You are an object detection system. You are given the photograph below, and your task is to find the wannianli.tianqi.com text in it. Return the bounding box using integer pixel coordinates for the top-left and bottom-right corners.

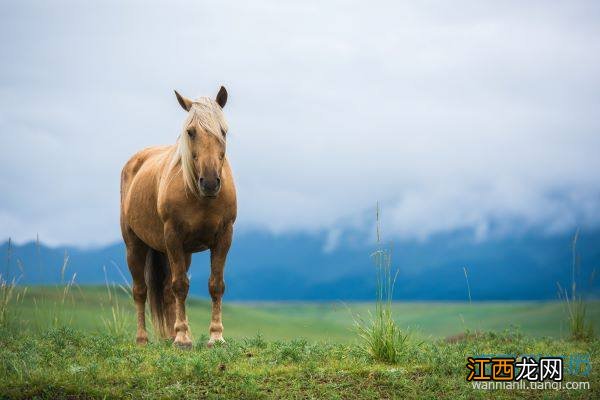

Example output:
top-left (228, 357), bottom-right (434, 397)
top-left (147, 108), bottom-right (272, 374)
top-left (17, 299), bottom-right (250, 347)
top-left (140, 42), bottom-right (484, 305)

top-left (471, 381), bottom-right (591, 390)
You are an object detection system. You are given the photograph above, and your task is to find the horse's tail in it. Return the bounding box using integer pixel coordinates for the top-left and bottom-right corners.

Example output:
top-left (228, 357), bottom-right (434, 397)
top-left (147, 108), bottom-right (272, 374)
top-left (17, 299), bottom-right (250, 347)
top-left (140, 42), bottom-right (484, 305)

top-left (145, 249), bottom-right (172, 339)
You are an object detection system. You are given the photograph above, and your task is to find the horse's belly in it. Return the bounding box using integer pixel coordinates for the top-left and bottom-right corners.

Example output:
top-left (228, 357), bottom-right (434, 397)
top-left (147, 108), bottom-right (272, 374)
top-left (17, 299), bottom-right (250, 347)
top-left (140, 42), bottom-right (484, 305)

top-left (129, 216), bottom-right (166, 252)
top-left (186, 243), bottom-right (210, 253)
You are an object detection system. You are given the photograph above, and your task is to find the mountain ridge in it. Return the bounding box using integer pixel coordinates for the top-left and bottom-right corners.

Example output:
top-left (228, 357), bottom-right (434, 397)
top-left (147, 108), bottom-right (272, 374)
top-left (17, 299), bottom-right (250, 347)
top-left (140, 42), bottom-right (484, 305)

top-left (1, 229), bottom-right (599, 301)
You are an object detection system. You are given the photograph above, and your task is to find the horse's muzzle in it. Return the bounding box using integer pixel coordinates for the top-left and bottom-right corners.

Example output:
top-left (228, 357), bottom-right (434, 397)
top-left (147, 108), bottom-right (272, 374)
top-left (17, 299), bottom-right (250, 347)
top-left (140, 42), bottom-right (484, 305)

top-left (199, 177), bottom-right (221, 197)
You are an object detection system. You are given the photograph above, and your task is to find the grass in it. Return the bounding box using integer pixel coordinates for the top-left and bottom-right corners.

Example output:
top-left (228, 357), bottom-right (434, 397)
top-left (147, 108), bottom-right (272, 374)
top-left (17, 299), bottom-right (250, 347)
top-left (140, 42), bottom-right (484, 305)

top-left (1, 325), bottom-right (598, 399)
top-left (5, 324), bottom-right (600, 399)
top-left (0, 286), bottom-right (599, 398)
top-left (558, 229), bottom-right (595, 341)
top-left (355, 204), bottom-right (411, 363)
top-left (6, 286), bottom-right (600, 341)
top-left (100, 265), bottom-right (132, 337)
top-left (0, 274), bottom-right (26, 329)
top-left (2, 224), bottom-right (599, 399)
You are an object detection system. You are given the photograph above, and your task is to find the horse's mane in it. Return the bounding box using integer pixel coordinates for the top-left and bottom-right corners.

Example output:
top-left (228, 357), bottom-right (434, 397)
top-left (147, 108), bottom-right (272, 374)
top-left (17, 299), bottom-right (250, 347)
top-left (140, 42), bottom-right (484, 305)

top-left (169, 97), bottom-right (228, 196)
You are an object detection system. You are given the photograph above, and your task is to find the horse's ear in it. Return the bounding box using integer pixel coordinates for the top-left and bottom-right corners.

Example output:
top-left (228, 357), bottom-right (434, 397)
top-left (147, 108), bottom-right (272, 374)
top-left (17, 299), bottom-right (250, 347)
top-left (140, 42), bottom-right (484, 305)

top-left (174, 90), bottom-right (193, 112)
top-left (216, 86), bottom-right (228, 108)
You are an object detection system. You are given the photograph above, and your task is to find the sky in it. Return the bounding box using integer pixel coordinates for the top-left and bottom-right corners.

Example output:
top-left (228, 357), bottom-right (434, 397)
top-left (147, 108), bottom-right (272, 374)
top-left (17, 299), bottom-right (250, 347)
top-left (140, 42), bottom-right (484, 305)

top-left (0, 0), bottom-right (599, 247)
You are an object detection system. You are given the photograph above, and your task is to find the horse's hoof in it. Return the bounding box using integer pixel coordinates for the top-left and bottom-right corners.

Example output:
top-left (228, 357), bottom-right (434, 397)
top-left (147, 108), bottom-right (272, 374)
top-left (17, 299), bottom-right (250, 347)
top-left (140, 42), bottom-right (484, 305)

top-left (136, 336), bottom-right (148, 346)
top-left (207, 338), bottom-right (226, 348)
top-left (174, 340), bottom-right (193, 350)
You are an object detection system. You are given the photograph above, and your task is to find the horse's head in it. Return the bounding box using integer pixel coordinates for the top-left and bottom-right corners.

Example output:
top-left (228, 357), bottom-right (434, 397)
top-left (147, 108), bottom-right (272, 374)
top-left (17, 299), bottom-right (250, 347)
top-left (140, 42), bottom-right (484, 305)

top-left (174, 86), bottom-right (228, 198)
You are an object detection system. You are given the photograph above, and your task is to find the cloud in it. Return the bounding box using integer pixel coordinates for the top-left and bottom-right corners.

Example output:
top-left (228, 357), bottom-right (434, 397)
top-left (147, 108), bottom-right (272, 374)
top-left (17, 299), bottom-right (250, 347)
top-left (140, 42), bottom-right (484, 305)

top-left (1, 0), bottom-right (599, 246)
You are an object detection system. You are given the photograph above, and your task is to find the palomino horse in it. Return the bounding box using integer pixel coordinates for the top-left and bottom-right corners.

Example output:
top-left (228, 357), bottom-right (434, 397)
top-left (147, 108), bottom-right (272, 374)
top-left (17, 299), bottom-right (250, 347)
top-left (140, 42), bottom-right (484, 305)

top-left (120, 86), bottom-right (236, 348)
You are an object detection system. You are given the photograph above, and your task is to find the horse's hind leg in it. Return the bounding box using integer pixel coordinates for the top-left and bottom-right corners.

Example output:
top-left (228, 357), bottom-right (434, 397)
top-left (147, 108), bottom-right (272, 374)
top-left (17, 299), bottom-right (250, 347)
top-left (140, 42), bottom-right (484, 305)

top-left (123, 230), bottom-right (150, 345)
top-left (161, 253), bottom-right (179, 341)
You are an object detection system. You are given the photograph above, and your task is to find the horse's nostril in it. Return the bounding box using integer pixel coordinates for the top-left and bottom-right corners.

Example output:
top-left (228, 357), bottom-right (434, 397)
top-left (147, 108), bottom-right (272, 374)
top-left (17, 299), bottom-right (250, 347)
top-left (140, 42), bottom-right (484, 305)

top-left (216, 178), bottom-right (221, 186)
top-left (199, 177), bottom-right (204, 184)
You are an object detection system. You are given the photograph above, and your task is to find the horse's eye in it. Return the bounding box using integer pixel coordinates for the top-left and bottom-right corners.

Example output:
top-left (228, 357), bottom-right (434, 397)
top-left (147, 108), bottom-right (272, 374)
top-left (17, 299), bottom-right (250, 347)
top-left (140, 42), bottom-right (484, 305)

top-left (219, 153), bottom-right (224, 161)
top-left (192, 153), bottom-right (197, 160)
top-left (187, 128), bottom-right (196, 138)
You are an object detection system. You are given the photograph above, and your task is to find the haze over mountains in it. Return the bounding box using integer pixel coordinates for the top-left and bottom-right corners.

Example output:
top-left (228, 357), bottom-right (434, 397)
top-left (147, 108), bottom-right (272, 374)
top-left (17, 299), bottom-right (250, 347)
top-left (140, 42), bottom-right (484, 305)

top-left (2, 229), bottom-right (598, 301)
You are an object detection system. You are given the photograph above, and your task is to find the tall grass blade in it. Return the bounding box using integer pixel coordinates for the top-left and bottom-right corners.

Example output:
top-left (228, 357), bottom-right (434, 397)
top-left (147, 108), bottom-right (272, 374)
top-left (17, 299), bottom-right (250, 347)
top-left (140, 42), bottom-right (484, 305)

top-left (354, 203), bottom-right (410, 364)
top-left (557, 229), bottom-right (593, 341)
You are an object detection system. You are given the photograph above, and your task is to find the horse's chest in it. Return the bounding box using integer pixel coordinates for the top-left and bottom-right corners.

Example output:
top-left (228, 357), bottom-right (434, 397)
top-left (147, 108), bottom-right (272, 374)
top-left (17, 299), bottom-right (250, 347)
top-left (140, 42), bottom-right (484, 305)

top-left (181, 213), bottom-right (223, 252)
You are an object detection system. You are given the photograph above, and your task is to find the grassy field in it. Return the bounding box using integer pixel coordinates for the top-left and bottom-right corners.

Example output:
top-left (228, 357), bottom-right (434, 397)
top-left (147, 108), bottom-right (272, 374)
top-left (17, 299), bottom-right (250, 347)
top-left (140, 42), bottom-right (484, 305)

top-left (10, 286), bottom-right (600, 341)
top-left (1, 286), bottom-right (598, 398)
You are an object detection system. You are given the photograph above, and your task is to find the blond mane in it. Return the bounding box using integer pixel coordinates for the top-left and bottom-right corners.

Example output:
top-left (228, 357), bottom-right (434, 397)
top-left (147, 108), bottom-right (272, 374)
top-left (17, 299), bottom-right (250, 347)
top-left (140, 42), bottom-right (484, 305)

top-left (170, 97), bottom-right (228, 196)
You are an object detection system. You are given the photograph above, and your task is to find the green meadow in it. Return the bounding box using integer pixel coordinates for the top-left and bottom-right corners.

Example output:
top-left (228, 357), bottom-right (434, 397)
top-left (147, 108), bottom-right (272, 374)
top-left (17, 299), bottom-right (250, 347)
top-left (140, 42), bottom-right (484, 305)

top-left (11, 286), bottom-right (600, 341)
top-left (1, 286), bottom-right (598, 399)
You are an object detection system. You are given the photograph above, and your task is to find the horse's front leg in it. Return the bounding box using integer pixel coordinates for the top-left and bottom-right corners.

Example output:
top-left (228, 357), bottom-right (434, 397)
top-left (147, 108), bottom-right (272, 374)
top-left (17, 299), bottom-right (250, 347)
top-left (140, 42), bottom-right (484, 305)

top-left (207, 223), bottom-right (233, 347)
top-left (164, 221), bottom-right (192, 349)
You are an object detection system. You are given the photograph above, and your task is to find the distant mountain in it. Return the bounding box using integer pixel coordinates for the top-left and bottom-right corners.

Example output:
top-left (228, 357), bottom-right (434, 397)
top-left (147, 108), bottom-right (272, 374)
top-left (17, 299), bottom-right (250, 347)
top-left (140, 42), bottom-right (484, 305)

top-left (1, 229), bottom-right (599, 301)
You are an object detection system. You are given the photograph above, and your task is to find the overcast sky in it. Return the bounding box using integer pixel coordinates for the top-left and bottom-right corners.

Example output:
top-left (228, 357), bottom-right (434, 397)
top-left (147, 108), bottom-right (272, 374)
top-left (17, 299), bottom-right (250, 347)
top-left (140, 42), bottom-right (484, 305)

top-left (1, 0), bottom-right (599, 247)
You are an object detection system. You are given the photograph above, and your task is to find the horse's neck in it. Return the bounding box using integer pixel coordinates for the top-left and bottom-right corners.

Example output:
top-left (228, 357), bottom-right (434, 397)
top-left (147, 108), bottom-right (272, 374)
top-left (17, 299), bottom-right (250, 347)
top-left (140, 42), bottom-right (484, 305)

top-left (155, 145), bottom-right (181, 183)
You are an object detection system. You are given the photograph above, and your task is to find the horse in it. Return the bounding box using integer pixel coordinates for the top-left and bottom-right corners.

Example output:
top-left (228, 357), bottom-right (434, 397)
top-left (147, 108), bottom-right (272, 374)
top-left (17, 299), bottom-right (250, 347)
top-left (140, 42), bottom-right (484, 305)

top-left (120, 86), bottom-right (236, 348)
